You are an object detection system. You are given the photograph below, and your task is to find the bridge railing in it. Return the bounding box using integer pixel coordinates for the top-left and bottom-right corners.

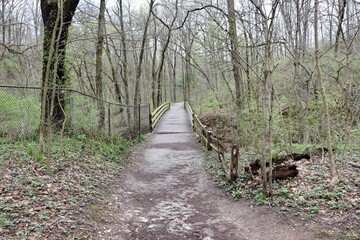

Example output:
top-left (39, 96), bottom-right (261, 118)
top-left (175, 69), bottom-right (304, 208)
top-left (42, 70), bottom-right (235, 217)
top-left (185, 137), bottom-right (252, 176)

top-left (150, 102), bottom-right (171, 130)
top-left (185, 102), bottom-right (239, 182)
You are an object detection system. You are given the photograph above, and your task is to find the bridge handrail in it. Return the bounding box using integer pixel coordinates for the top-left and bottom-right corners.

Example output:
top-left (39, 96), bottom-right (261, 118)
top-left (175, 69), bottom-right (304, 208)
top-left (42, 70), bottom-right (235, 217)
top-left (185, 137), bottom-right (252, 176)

top-left (151, 102), bottom-right (171, 130)
top-left (184, 101), bottom-right (239, 182)
top-left (184, 102), bottom-right (194, 127)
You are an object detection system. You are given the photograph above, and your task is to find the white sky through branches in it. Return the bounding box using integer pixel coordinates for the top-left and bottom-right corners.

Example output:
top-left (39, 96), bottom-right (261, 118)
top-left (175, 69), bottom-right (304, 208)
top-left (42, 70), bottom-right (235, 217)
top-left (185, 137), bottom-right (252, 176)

top-left (106, 0), bottom-right (148, 9)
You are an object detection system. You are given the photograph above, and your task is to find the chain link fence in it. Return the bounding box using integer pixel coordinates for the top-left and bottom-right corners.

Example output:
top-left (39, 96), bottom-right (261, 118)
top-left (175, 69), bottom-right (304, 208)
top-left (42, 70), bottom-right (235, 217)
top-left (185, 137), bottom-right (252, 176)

top-left (0, 85), bottom-right (151, 138)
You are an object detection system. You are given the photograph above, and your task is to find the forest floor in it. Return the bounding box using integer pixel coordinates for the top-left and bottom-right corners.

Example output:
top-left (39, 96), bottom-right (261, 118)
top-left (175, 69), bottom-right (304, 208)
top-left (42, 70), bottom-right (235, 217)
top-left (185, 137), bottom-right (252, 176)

top-left (0, 134), bottom-right (139, 239)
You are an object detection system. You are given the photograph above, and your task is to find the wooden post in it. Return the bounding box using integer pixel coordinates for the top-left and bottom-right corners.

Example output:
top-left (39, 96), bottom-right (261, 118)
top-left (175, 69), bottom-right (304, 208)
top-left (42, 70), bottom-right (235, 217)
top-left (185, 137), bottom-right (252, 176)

top-left (217, 139), bottom-right (229, 180)
top-left (201, 129), bottom-right (206, 146)
top-left (192, 112), bottom-right (195, 131)
top-left (230, 144), bottom-right (239, 182)
top-left (206, 131), bottom-right (212, 151)
top-left (217, 139), bottom-right (223, 163)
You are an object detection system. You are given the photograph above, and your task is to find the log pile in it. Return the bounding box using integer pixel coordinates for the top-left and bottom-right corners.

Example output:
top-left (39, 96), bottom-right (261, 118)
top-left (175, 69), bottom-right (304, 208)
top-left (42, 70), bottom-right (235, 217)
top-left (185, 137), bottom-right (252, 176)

top-left (245, 153), bottom-right (310, 180)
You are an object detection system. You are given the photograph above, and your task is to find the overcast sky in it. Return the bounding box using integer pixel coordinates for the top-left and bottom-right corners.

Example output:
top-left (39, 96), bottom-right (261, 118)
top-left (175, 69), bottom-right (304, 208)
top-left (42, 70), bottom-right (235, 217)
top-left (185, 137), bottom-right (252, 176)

top-left (106, 0), bottom-right (149, 9)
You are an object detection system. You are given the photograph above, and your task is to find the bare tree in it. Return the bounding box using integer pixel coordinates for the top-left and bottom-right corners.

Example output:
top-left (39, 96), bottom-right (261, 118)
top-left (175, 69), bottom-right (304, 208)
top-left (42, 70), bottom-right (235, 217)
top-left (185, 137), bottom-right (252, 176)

top-left (134, 0), bottom-right (155, 118)
top-left (151, 0), bottom-right (179, 107)
top-left (227, 0), bottom-right (244, 109)
top-left (335, 0), bottom-right (347, 55)
top-left (95, 0), bottom-right (106, 129)
top-left (249, 0), bottom-right (280, 195)
top-left (314, 0), bottom-right (339, 184)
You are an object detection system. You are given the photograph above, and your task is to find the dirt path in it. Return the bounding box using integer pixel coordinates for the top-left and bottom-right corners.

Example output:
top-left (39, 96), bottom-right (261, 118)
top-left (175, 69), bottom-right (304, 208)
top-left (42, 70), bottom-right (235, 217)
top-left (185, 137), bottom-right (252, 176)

top-left (96, 103), bottom-right (318, 240)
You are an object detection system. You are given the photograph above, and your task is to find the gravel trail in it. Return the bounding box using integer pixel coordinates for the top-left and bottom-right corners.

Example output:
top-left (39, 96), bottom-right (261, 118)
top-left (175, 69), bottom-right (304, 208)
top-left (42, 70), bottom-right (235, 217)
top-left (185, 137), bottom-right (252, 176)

top-left (97, 103), bottom-right (317, 240)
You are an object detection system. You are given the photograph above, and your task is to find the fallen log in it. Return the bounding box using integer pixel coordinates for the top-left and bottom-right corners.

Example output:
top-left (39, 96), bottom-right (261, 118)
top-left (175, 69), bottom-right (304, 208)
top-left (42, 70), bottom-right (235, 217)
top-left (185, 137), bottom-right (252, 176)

top-left (309, 147), bottom-right (330, 156)
top-left (273, 153), bottom-right (310, 165)
top-left (244, 159), bottom-right (262, 175)
top-left (245, 153), bottom-right (309, 175)
top-left (286, 153), bottom-right (310, 161)
top-left (254, 164), bottom-right (299, 181)
top-left (272, 164), bottom-right (299, 180)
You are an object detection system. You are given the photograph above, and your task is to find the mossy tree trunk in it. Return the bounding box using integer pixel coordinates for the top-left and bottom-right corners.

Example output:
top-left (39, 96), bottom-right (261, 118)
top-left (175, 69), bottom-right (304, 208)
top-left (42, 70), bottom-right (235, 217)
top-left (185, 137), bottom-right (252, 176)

top-left (40, 0), bottom-right (79, 129)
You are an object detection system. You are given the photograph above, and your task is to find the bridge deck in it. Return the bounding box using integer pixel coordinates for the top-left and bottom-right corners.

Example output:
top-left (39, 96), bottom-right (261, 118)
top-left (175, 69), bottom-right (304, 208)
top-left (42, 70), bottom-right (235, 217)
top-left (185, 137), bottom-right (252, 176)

top-left (153, 102), bottom-right (192, 134)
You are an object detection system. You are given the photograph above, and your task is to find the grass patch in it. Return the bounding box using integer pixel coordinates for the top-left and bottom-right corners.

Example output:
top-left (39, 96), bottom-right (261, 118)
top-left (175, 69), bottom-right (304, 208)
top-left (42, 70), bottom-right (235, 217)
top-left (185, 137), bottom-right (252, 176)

top-left (316, 229), bottom-right (359, 240)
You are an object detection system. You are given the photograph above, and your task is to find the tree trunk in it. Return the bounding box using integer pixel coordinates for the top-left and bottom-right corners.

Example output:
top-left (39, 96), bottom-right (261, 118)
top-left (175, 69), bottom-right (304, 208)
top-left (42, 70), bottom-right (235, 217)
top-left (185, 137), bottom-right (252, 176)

top-left (156, 32), bottom-right (172, 107)
top-left (152, 0), bottom-right (178, 107)
top-left (104, 34), bottom-right (123, 105)
top-left (172, 48), bottom-right (177, 102)
top-left (134, 0), bottom-right (154, 107)
top-left (40, 0), bottom-right (79, 129)
top-left (334, 0), bottom-right (347, 55)
top-left (227, 0), bottom-right (244, 109)
top-left (184, 45), bottom-right (192, 102)
top-left (96, 0), bottom-right (106, 130)
top-left (118, 0), bottom-right (131, 127)
top-left (2, 0), bottom-right (5, 44)
top-left (151, 17), bottom-right (158, 108)
top-left (314, 0), bottom-right (339, 182)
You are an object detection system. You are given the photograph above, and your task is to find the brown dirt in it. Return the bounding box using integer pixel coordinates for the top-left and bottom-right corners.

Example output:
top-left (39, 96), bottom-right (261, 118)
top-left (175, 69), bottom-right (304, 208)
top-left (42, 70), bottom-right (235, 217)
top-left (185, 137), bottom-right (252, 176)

top-left (93, 103), bottom-right (319, 240)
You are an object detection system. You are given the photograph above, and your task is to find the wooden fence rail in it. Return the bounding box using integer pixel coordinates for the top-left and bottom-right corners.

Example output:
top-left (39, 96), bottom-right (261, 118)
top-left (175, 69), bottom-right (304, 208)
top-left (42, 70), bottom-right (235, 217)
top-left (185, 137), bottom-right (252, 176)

top-left (184, 102), bottom-right (239, 182)
top-left (150, 102), bottom-right (171, 130)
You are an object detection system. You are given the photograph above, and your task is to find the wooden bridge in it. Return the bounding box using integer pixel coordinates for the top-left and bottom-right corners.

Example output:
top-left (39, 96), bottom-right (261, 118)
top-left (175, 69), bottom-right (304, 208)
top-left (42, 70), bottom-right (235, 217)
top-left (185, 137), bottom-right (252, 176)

top-left (152, 102), bottom-right (239, 183)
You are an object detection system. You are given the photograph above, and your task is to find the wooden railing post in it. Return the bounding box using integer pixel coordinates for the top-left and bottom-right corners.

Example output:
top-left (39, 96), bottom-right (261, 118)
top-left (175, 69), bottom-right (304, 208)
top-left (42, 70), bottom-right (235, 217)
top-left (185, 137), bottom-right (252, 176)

top-left (206, 131), bottom-right (212, 151)
top-left (218, 139), bottom-right (223, 163)
top-left (201, 129), bottom-right (206, 146)
top-left (230, 144), bottom-right (239, 182)
top-left (192, 112), bottom-right (195, 131)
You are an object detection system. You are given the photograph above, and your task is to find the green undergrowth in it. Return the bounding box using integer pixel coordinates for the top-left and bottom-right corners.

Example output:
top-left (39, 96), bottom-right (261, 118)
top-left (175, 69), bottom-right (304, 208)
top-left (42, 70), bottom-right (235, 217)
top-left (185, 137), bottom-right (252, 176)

top-left (0, 133), bottom-right (142, 239)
